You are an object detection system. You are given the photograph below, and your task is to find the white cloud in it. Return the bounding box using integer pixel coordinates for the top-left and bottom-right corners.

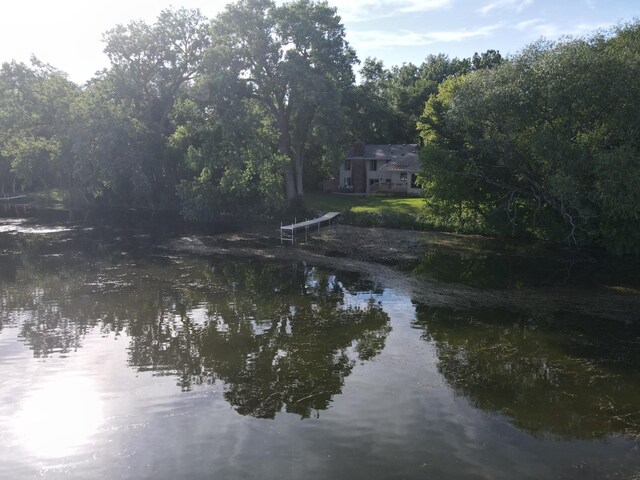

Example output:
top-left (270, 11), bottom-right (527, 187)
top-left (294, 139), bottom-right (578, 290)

top-left (570, 21), bottom-right (615, 35)
top-left (348, 24), bottom-right (503, 49)
top-left (428, 24), bottom-right (503, 42)
top-left (514, 18), bottom-right (614, 40)
top-left (515, 18), bottom-right (561, 37)
top-left (348, 30), bottom-right (432, 48)
top-left (479, 0), bottom-right (533, 16)
top-left (328, 0), bottom-right (453, 22)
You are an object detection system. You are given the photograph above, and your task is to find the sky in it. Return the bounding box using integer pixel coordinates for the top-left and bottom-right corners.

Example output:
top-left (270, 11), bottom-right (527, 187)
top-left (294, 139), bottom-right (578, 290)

top-left (0, 0), bottom-right (637, 84)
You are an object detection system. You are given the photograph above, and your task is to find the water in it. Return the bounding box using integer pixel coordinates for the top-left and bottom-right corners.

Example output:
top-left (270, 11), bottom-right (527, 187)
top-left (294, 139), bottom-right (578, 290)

top-left (0, 215), bottom-right (639, 479)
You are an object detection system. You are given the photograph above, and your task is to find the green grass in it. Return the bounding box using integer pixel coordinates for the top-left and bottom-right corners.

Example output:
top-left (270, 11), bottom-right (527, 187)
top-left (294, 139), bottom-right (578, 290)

top-left (304, 192), bottom-right (423, 216)
top-left (26, 188), bottom-right (68, 208)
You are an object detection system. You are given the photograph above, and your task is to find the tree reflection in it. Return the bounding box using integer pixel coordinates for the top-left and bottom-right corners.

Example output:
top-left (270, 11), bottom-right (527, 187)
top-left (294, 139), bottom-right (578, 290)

top-left (4, 252), bottom-right (390, 419)
top-left (127, 262), bottom-right (391, 418)
top-left (415, 247), bottom-right (640, 290)
top-left (414, 304), bottom-right (640, 440)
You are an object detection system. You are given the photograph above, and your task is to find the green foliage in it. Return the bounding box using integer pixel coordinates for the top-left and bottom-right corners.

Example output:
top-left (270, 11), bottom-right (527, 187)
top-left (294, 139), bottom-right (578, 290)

top-left (205, 0), bottom-right (357, 201)
top-left (592, 145), bottom-right (640, 253)
top-left (84, 7), bottom-right (210, 208)
top-left (349, 51), bottom-right (501, 144)
top-left (303, 193), bottom-right (425, 230)
top-left (304, 192), bottom-right (423, 215)
top-left (340, 209), bottom-right (425, 230)
top-left (174, 96), bottom-right (287, 220)
top-left (1, 2), bottom-right (638, 252)
top-left (418, 22), bottom-right (640, 253)
top-left (0, 59), bottom-right (78, 195)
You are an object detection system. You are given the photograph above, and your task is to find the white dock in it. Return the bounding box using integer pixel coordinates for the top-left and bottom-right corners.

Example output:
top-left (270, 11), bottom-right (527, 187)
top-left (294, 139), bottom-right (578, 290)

top-left (280, 212), bottom-right (340, 245)
top-left (0, 195), bottom-right (27, 202)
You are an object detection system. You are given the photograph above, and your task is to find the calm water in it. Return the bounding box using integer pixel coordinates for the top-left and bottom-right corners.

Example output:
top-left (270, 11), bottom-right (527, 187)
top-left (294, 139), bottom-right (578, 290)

top-left (0, 215), bottom-right (639, 479)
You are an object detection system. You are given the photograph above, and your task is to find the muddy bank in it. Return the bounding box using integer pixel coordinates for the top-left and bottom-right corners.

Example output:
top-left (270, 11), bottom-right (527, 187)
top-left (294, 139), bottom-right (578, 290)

top-left (165, 224), bottom-right (640, 323)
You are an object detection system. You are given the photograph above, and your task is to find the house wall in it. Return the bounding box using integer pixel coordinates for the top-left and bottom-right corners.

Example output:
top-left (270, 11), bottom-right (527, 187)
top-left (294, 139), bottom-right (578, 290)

top-left (338, 160), bottom-right (353, 190)
top-left (321, 177), bottom-right (339, 192)
top-left (371, 170), bottom-right (409, 194)
top-left (339, 159), bottom-right (422, 195)
top-left (352, 159), bottom-right (367, 193)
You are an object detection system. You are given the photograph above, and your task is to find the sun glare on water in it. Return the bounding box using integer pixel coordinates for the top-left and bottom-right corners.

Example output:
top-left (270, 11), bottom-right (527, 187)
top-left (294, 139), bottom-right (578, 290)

top-left (13, 375), bottom-right (104, 459)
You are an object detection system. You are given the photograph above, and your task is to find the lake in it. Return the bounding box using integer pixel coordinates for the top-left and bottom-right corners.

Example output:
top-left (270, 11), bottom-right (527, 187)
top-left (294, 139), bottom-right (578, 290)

top-left (0, 213), bottom-right (639, 479)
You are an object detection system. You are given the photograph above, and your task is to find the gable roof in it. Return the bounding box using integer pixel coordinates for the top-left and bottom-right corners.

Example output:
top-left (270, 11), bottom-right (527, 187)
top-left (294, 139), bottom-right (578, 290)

top-left (346, 144), bottom-right (420, 172)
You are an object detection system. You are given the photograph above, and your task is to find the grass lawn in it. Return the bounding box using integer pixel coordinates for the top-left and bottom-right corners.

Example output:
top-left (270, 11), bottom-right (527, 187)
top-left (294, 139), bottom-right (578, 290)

top-left (28, 188), bottom-right (65, 203)
top-left (304, 192), bottom-right (423, 216)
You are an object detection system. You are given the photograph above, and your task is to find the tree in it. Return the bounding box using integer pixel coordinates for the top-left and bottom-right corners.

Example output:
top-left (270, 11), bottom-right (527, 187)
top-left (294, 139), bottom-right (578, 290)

top-left (103, 7), bottom-right (210, 137)
top-left (471, 49), bottom-right (503, 70)
top-left (78, 7), bottom-right (210, 208)
top-left (0, 59), bottom-right (78, 195)
top-left (346, 58), bottom-right (400, 144)
top-left (174, 94), bottom-right (288, 220)
top-left (348, 52), bottom-right (484, 145)
top-left (204, 0), bottom-right (357, 202)
top-left (418, 23), bottom-right (640, 253)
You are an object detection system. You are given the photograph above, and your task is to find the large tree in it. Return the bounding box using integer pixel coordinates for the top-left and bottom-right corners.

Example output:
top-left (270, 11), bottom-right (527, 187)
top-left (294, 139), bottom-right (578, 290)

top-left (75, 7), bottom-right (210, 208)
top-left (0, 59), bottom-right (78, 195)
top-left (204, 0), bottom-right (357, 201)
top-left (349, 52), bottom-right (499, 145)
top-left (418, 23), bottom-right (640, 253)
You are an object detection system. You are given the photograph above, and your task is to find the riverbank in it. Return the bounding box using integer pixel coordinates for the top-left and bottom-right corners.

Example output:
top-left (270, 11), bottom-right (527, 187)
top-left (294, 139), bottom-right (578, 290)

top-left (166, 223), bottom-right (640, 323)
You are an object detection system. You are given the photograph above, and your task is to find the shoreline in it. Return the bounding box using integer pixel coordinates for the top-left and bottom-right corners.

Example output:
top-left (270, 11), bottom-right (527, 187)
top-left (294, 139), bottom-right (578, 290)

top-left (165, 224), bottom-right (640, 323)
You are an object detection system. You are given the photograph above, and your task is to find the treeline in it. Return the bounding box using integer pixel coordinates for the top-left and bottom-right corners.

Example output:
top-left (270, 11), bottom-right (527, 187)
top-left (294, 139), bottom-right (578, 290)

top-left (418, 22), bottom-right (640, 253)
top-left (0, 0), bottom-right (501, 217)
top-left (0, 0), bottom-right (639, 253)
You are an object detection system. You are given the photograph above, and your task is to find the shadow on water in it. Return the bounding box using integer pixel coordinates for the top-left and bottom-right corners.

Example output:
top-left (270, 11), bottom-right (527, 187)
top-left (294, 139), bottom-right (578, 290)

top-left (0, 242), bottom-right (391, 419)
top-left (412, 303), bottom-right (640, 440)
top-left (414, 241), bottom-right (640, 290)
top-left (1, 212), bottom-right (639, 439)
top-left (125, 261), bottom-right (391, 419)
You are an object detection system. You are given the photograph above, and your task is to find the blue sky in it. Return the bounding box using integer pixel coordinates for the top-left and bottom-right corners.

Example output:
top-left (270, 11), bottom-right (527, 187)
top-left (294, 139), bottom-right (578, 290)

top-left (341, 0), bottom-right (638, 68)
top-left (0, 0), bottom-right (637, 83)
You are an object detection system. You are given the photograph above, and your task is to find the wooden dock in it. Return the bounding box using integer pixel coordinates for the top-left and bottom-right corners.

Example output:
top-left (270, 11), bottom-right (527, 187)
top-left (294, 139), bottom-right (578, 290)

top-left (280, 212), bottom-right (340, 245)
top-left (0, 195), bottom-right (27, 202)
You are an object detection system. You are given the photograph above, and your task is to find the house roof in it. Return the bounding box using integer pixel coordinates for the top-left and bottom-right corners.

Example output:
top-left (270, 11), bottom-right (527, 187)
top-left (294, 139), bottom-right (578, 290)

top-left (379, 161), bottom-right (417, 172)
top-left (347, 144), bottom-right (420, 172)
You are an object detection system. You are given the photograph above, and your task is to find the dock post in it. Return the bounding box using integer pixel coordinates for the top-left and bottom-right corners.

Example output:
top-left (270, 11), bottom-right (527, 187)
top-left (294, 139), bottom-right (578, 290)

top-left (280, 222), bottom-right (283, 245)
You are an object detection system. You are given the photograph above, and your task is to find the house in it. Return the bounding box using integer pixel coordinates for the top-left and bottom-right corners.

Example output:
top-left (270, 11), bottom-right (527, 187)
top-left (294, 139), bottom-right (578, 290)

top-left (338, 143), bottom-right (421, 195)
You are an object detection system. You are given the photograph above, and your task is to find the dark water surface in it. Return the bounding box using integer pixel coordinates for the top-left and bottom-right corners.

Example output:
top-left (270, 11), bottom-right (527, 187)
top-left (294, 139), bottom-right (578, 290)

top-left (0, 214), bottom-right (639, 479)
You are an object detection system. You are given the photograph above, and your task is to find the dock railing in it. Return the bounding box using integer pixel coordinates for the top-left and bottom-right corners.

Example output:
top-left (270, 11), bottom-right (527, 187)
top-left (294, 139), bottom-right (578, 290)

top-left (280, 212), bottom-right (340, 245)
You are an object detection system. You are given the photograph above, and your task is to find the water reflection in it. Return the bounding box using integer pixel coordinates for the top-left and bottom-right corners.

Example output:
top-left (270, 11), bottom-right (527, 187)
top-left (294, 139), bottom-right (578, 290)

top-left (1, 249), bottom-right (391, 419)
top-left (2, 211), bottom-right (640, 466)
top-left (415, 245), bottom-right (640, 290)
top-left (124, 262), bottom-right (391, 418)
top-left (413, 304), bottom-right (640, 440)
top-left (13, 375), bottom-right (103, 458)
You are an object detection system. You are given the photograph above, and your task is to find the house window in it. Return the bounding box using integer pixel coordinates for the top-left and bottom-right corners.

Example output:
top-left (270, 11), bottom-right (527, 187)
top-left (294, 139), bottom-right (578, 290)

top-left (400, 172), bottom-right (407, 181)
top-left (344, 159), bottom-right (351, 171)
top-left (370, 160), bottom-right (377, 171)
top-left (385, 178), bottom-right (391, 183)
top-left (411, 174), bottom-right (419, 188)
top-left (344, 176), bottom-right (352, 186)
top-left (369, 179), bottom-right (379, 186)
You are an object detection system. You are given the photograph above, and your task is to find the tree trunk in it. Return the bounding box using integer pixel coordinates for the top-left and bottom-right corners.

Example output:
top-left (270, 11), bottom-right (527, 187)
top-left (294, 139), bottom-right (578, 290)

top-left (295, 151), bottom-right (304, 197)
top-left (285, 170), bottom-right (296, 201)
top-left (277, 114), bottom-right (297, 202)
